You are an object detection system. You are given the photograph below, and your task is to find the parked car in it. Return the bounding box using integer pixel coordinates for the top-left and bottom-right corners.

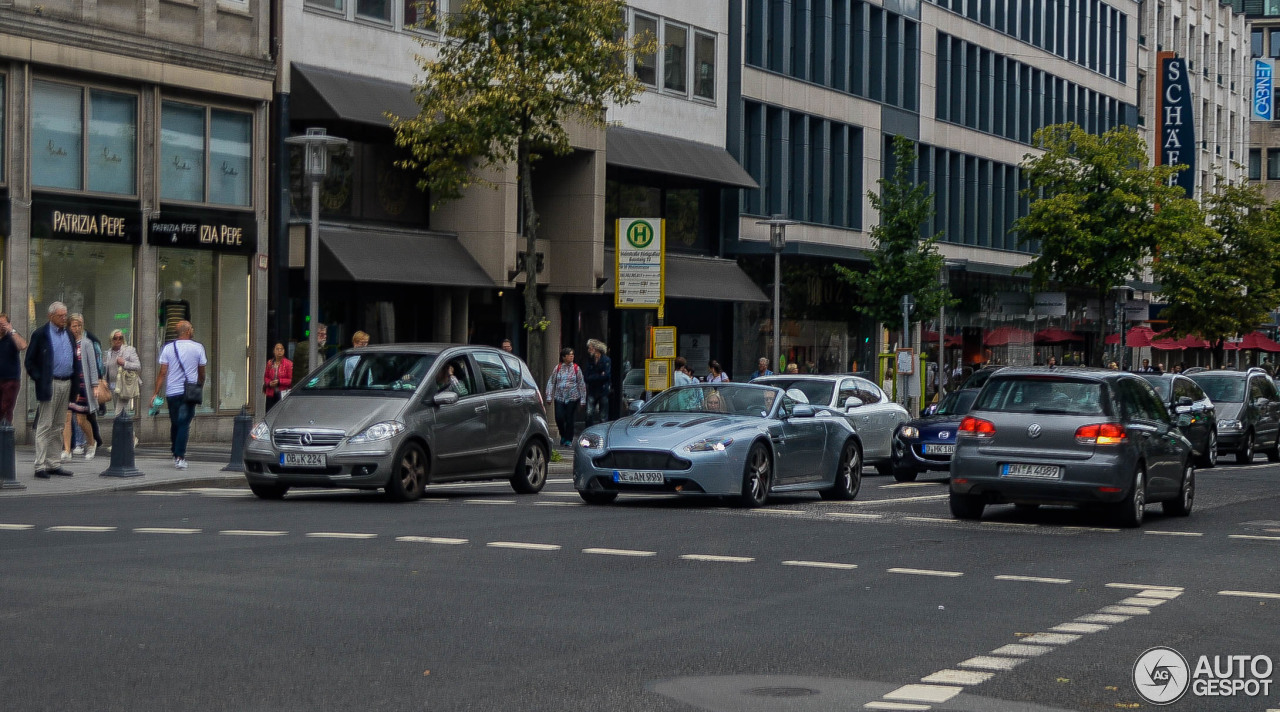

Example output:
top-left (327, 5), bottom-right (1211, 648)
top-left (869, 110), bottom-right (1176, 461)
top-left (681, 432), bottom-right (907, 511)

top-left (958, 365), bottom-right (1006, 391)
top-left (949, 367), bottom-right (1195, 527)
top-left (244, 344), bottom-right (552, 501)
top-left (622, 367), bottom-right (646, 412)
top-left (1188, 368), bottom-right (1280, 463)
top-left (891, 388), bottom-right (980, 481)
top-left (753, 374), bottom-right (908, 475)
top-left (573, 383), bottom-right (863, 507)
top-left (1140, 373), bottom-right (1218, 467)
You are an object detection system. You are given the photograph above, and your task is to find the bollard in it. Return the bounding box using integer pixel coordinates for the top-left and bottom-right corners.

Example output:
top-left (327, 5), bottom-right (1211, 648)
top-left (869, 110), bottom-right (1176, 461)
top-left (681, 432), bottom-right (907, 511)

top-left (0, 423), bottom-right (25, 490)
top-left (222, 405), bottom-right (251, 472)
top-left (100, 415), bottom-right (143, 478)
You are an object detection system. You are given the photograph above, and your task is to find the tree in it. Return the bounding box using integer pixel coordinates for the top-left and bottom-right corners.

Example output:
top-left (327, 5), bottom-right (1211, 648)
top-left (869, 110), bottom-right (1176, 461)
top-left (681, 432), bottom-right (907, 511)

top-left (393, 0), bottom-right (652, 379)
top-left (1015, 123), bottom-right (1200, 366)
top-left (835, 136), bottom-right (954, 339)
top-left (1153, 178), bottom-right (1280, 366)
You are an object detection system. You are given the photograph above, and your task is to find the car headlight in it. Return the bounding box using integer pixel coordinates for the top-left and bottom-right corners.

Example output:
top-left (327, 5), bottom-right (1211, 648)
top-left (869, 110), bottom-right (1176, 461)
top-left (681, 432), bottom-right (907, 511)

top-left (348, 421), bottom-right (406, 443)
top-left (899, 426), bottom-right (919, 439)
top-left (249, 421), bottom-right (270, 441)
top-left (1217, 419), bottom-right (1242, 432)
top-left (578, 432), bottom-right (604, 450)
top-left (685, 437), bottom-right (734, 453)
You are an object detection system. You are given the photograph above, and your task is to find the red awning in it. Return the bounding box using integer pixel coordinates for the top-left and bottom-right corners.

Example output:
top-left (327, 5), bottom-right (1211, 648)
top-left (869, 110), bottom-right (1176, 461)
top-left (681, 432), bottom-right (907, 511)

top-left (984, 326), bottom-right (1033, 346)
top-left (1150, 331), bottom-right (1212, 350)
top-left (1104, 326), bottom-right (1154, 347)
top-left (1034, 327), bottom-right (1084, 345)
top-left (1224, 331), bottom-right (1280, 352)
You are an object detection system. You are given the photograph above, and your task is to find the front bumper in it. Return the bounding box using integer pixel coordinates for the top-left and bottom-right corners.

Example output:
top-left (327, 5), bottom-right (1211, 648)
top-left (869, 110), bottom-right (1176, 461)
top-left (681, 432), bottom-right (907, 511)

top-left (892, 436), bottom-right (954, 471)
top-left (244, 438), bottom-right (396, 489)
top-left (573, 446), bottom-right (744, 497)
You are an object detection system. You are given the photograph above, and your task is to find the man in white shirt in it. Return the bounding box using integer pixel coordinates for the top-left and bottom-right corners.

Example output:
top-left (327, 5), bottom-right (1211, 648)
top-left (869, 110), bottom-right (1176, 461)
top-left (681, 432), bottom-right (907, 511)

top-left (673, 357), bottom-right (696, 386)
top-left (150, 321), bottom-right (207, 470)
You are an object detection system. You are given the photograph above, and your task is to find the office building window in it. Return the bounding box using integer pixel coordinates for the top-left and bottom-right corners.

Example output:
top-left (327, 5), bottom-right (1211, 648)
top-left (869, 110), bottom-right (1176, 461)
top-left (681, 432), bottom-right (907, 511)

top-left (1249, 149), bottom-right (1262, 181)
top-left (694, 31), bottom-right (715, 100)
top-left (1268, 149), bottom-right (1280, 180)
top-left (32, 81), bottom-right (137, 196)
top-left (633, 14), bottom-right (658, 87)
top-left (356, 0), bottom-right (391, 22)
top-left (663, 21), bottom-right (688, 93)
top-left (161, 101), bottom-right (253, 207)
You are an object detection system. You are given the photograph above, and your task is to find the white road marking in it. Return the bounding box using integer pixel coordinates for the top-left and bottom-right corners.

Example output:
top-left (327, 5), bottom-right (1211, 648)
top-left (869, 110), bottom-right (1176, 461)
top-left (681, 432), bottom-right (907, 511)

top-left (782, 560), bottom-right (858, 570)
top-left (582, 548), bottom-right (656, 557)
top-left (751, 508), bottom-right (807, 515)
top-left (680, 554), bottom-right (754, 563)
top-left (305, 532), bottom-right (377, 539)
top-left (220, 530), bottom-right (288, 537)
top-left (902, 516), bottom-right (959, 524)
top-left (883, 684), bottom-right (963, 703)
top-left (1229, 534), bottom-right (1280, 541)
top-left (827, 512), bottom-right (883, 520)
top-left (849, 494), bottom-right (950, 505)
top-left (1077, 613), bottom-right (1130, 624)
top-left (958, 656), bottom-right (1026, 671)
top-left (994, 575), bottom-right (1071, 584)
top-left (1052, 622), bottom-right (1110, 634)
top-left (1021, 632), bottom-right (1081, 645)
top-left (981, 521), bottom-right (1039, 528)
top-left (888, 567), bottom-right (963, 577)
top-left (1118, 596), bottom-right (1167, 607)
top-left (1061, 526), bottom-right (1120, 532)
top-left (487, 541), bottom-right (561, 551)
top-left (48, 526), bottom-right (116, 532)
top-left (0, 524), bottom-right (34, 530)
top-left (864, 702), bottom-right (931, 711)
top-left (1219, 590), bottom-right (1280, 600)
top-left (137, 491), bottom-right (185, 496)
top-left (1106, 582), bottom-right (1184, 591)
top-left (1145, 530), bottom-right (1203, 537)
top-left (464, 499), bottom-right (515, 505)
top-left (396, 536), bottom-right (467, 545)
top-left (1137, 589), bottom-right (1183, 599)
top-left (542, 491), bottom-right (587, 497)
top-left (133, 528), bottom-right (201, 535)
top-left (990, 644), bottom-right (1053, 657)
top-left (533, 501), bottom-right (582, 507)
top-left (921, 669), bottom-right (994, 685)
top-left (421, 498), bottom-right (449, 503)
top-left (880, 482), bottom-right (944, 489)
top-left (1099, 605), bottom-right (1151, 615)
top-left (547, 478), bottom-right (573, 483)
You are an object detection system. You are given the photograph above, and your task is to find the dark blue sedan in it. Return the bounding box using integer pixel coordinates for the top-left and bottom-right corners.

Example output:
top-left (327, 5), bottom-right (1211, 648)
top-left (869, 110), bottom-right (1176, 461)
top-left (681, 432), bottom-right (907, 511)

top-left (890, 389), bottom-right (979, 482)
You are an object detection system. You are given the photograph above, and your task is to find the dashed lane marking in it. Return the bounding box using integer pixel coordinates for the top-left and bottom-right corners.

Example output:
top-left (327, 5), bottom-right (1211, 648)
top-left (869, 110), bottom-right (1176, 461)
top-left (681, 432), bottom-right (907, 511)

top-left (463, 499), bottom-right (515, 505)
top-left (1219, 590), bottom-right (1280, 600)
top-left (1119, 596), bottom-right (1168, 606)
top-left (1099, 605), bottom-right (1151, 615)
top-left (48, 526), bottom-right (116, 532)
top-left (1077, 613), bottom-right (1130, 624)
top-left (487, 541), bottom-right (560, 551)
top-left (826, 512), bottom-right (884, 520)
top-left (994, 575), bottom-right (1072, 584)
top-left (680, 554), bottom-right (754, 563)
top-left (1060, 526), bottom-right (1120, 532)
top-left (220, 530), bottom-right (287, 537)
top-left (582, 548), bottom-right (657, 557)
top-left (958, 656), bottom-right (1026, 671)
top-left (888, 567), bottom-right (963, 578)
top-left (981, 521), bottom-right (1039, 528)
top-left (137, 491), bottom-right (185, 496)
top-left (882, 683), bottom-right (963, 704)
top-left (1145, 530), bottom-right (1203, 536)
top-left (1229, 534), bottom-right (1280, 541)
top-left (902, 516), bottom-right (959, 524)
top-left (396, 536), bottom-right (467, 545)
top-left (991, 644), bottom-right (1053, 657)
top-left (781, 560), bottom-right (858, 570)
top-left (1021, 632), bottom-right (1082, 645)
top-left (880, 482), bottom-right (944, 489)
top-left (133, 528), bottom-right (201, 535)
top-left (922, 669), bottom-right (994, 685)
top-left (533, 501), bottom-right (582, 507)
top-left (750, 508), bottom-right (807, 515)
top-left (864, 702), bottom-right (931, 711)
top-left (0, 524), bottom-right (34, 530)
top-left (1105, 582), bottom-right (1184, 592)
top-left (1052, 622), bottom-right (1110, 634)
top-left (848, 494), bottom-right (950, 505)
top-left (305, 532), bottom-right (377, 539)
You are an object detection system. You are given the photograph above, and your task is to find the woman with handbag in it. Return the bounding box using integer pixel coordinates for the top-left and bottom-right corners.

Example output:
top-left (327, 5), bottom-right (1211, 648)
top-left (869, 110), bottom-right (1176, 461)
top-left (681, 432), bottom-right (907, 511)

top-left (151, 320), bottom-right (206, 470)
top-left (263, 342), bottom-right (293, 411)
top-left (105, 329), bottom-right (142, 416)
top-left (63, 314), bottom-right (106, 461)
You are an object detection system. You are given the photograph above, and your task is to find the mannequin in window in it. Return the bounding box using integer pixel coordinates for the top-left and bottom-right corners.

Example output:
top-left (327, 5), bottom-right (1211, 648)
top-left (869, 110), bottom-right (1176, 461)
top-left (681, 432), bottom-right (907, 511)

top-left (160, 281), bottom-right (191, 344)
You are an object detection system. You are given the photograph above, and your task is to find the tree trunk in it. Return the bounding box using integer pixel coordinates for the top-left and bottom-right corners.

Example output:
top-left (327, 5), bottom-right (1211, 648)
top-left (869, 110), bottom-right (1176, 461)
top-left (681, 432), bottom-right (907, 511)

top-left (519, 140), bottom-right (546, 385)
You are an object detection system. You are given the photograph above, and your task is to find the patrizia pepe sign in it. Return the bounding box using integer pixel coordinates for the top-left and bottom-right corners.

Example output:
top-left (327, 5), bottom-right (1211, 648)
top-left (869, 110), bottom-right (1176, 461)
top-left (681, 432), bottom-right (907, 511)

top-left (147, 207), bottom-right (256, 254)
top-left (1156, 52), bottom-right (1196, 198)
top-left (31, 196), bottom-right (141, 245)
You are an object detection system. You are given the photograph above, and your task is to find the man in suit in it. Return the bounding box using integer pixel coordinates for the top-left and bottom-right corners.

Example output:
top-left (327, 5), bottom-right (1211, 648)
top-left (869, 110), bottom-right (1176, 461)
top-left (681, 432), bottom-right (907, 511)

top-left (293, 324), bottom-right (327, 377)
top-left (25, 301), bottom-right (81, 478)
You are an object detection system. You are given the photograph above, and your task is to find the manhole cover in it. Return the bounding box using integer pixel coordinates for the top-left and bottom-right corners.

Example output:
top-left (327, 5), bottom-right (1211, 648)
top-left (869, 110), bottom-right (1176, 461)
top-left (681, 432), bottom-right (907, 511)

top-left (745, 686), bottom-right (820, 697)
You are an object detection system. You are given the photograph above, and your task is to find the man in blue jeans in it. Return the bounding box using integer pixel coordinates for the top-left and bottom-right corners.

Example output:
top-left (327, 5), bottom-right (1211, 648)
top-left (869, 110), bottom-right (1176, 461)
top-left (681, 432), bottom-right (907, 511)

top-left (150, 321), bottom-right (206, 469)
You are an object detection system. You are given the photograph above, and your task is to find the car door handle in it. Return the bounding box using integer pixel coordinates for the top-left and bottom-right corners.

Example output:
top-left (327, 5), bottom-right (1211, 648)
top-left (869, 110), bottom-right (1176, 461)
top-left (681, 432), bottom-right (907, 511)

top-left (474, 404), bottom-right (488, 414)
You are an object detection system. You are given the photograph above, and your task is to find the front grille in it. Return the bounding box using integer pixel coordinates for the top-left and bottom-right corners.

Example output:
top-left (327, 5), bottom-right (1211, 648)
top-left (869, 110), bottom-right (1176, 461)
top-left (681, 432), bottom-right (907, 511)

top-left (273, 428), bottom-right (345, 448)
top-left (266, 464), bottom-right (343, 476)
top-left (593, 450), bottom-right (692, 471)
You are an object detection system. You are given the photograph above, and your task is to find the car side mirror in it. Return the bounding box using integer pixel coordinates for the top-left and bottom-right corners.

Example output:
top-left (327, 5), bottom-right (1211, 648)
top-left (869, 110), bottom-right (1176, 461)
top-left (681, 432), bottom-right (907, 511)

top-left (433, 391), bottom-right (459, 407)
top-left (844, 396), bottom-right (863, 410)
top-left (1176, 396), bottom-right (1194, 407)
top-left (790, 404), bottom-right (816, 418)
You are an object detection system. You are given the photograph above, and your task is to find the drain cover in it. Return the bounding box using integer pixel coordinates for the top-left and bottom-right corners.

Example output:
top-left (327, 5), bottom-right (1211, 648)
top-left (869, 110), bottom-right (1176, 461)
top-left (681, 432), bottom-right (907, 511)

top-left (745, 686), bottom-right (820, 697)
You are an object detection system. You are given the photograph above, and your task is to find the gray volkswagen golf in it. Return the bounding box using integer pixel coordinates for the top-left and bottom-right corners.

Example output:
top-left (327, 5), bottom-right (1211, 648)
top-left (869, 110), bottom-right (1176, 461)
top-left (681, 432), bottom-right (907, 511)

top-left (949, 368), bottom-right (1194, 527)
top-left (244, 344), bottom-right (551, 501)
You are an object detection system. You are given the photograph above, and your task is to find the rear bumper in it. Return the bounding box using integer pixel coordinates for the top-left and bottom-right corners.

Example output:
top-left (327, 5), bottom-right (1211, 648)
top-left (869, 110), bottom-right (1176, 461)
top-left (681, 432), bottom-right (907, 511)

top-left (950, 450), bottom-right (1133, 506)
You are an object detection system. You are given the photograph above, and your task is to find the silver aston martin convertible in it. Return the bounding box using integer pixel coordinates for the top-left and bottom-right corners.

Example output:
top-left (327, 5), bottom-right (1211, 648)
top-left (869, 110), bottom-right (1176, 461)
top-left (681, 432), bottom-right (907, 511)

top-left (573, 382), bottom-right (863, 507)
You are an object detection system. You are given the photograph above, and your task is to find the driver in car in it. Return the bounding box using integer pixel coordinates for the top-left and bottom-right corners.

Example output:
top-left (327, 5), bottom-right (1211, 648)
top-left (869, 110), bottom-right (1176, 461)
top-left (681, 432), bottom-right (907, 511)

top-left (433, 363), bottom-right (467, 396)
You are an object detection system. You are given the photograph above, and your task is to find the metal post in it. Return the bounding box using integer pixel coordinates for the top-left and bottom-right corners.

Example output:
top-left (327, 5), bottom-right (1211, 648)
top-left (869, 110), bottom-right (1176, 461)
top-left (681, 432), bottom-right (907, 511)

top-left (223, 405), bottom-right (251, 472)
top-left (308, 176), bottom-right (320, 373)
top-left (100, 416), bottom-right (143, 478)
top-left (0, 423), bottom-right (24, 490)
top-left (772, 248), bottom-right (781, 374)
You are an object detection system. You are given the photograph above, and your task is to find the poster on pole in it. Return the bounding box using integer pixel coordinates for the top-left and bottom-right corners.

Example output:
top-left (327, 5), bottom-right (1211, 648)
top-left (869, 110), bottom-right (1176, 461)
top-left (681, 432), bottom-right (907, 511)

top-left (650, 326), bottom-right (677, 359)
top-left (645, 358), bottom-right (672, 392)
top-left (615, 218), bottom-right (665, 309)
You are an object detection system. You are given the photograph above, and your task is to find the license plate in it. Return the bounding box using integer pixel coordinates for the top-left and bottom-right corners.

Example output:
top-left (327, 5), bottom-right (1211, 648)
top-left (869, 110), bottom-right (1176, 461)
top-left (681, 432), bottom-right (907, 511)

top-left (923, 444), bottom-right (955, 455)
top-left (281, 452), bottom-right (326, 467)
top-left (1001, 463), bottom-right (1062, 479)
top-left (613, 470), bottom-right (664, 484)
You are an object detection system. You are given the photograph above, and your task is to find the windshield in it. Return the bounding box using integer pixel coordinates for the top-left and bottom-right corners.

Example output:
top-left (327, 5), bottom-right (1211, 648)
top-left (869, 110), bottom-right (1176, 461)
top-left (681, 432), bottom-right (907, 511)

top-left (643, 384), bottom-right (780, 417)
top-left (623, 369), bottom-right (644, 386)
top-left (936, 389), bottom-right (978, 416)
top-left (1141, 376), bottom-right (1171, 398)
top-left (975, 377), bottom-right (1107, 415)
top-left (1190, 375), bottom-right (1244, 403)
top-left (299, 352), bottom-right (437, 395)
top-left (756, 379), bottom-right (834, 405)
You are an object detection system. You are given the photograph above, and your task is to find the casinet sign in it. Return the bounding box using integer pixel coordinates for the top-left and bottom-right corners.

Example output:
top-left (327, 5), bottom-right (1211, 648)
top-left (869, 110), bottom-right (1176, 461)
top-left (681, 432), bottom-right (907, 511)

top-left (1156, 51), bottom-right (1195, 198)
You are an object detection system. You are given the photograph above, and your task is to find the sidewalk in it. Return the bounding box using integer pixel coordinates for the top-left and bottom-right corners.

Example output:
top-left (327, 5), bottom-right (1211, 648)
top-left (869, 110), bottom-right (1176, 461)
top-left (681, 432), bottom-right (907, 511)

top-left (0, 443), bottom-right (578, 497)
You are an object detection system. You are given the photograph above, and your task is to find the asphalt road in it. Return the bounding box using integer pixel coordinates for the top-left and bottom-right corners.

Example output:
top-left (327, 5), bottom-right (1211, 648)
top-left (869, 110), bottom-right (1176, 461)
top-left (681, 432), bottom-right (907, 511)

top-left (0, 460), bottom-right (1277, 712)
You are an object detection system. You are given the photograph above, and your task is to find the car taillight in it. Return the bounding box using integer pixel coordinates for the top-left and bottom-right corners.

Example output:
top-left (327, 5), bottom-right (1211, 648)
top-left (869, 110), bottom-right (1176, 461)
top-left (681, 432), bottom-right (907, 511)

top-left (957, 416), bottom-right (996, 438)
top-left (1076, 423), bottom-right (1126, 445)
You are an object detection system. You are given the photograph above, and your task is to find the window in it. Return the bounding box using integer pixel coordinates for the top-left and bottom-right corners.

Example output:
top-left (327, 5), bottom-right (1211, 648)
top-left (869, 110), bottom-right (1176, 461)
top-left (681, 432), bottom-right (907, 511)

top-left (1250, 149), bottom-right (1262, 181)
top-left (1271, 29), bottom-right (1280, 59)
top-left (663, 21), bottom-right (688, 93)
top-left (356, 0), bottom-right (391, 22)
top-left (1268, 149), bottom-right (1280, 180)
top-left (306, 0), bottom-right (343, 11)
top-left (32, 81), bottom-right (137, 195)
top-left (634, 14), bottom-right (658, 87)
top-left (693, 31), bottom-right (715, 100)
top-left (403, 0), bottom-right (436, 30)
top-left (474, 351), bottom-right (514, 391)
top-left (0, 75), bottom-right (5, 183)
top-left (161, 101), bottom-right (253, 206)
top-left (160, 102), bottom-right (205, 203)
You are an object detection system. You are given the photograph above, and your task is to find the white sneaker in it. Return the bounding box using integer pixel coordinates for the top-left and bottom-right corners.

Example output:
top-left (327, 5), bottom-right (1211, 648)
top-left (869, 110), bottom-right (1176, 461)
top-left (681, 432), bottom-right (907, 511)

top-left (175, 458), bottom-right (188, 470)
top-left (72, 446), bottom-right (84, 456)
top-left (84, 445), bottom-right (96, 461)
top-left (60, 451), bottom-right (71, 461)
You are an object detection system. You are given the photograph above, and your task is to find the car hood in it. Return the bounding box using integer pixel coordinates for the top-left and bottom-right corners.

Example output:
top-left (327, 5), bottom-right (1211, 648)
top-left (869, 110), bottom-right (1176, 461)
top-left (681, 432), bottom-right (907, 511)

top-left (597, 412), bottom-right (761, 450)
top-left (266, 394), bottom-right (409, 436)
top-left (1215, 401), bottom-right (1243, 422)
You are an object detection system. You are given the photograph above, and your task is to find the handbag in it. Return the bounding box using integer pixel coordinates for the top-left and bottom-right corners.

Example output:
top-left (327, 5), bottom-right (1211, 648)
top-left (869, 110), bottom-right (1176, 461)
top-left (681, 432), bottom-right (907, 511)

top-left (119, 369), bottom-right (141, 399)
top-left (94, 380), bottom-right (111, 405)
top-left (170, 342), bottom-right (204, 405)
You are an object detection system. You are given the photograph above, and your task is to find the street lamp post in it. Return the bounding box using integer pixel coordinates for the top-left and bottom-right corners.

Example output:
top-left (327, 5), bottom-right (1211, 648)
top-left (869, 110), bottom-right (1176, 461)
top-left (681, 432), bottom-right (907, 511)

top-left (285, 128), bottom-right (348, 370)
top-left (757, 215), bottom-right (795, 375)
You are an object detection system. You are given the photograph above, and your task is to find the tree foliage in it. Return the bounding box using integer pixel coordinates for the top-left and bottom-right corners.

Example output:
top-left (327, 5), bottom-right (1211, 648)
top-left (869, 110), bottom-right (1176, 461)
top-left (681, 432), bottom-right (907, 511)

top-left (836, 136), bottom-right (954, 334)
top-left (1015, 123), bottom-right (1201, 365)
top-left (392, 0), bottom-right (652, 378)
top-left (1153, 178), bottom-right (1280, 363)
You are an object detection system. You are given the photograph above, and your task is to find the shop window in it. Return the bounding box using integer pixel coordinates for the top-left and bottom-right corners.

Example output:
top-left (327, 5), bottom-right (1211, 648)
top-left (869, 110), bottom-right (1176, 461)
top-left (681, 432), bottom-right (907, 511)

top-left (210, 111), bottom-right (251, 206)
top-left (88, 90), bottom-right (138, 195)
top-left (162, 101), bottom-right (253, 207)
top-left (33, 82), bottom-right (138, 195)
top-left (693, 31), bottom-right (715, 100)
top-left (161, 102), bottom-right (206, 203)
top-left (663, 21), bottom-right (688, 94)
top-left (31, 81), bottom-right (83, 191)
top-left (634, 14), bottom-right (658, 87)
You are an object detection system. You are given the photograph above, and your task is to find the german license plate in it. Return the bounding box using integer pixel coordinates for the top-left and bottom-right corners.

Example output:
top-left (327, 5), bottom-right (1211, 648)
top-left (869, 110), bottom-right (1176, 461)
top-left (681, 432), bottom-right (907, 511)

top-left (281, 452), bottom-right (326, 468)
top-left (1001, 463), bottom-right (1062, 479)
top-left (614, 470), bottom-right (664, 484)
top-left (923, 444), bottom-right (955, 455)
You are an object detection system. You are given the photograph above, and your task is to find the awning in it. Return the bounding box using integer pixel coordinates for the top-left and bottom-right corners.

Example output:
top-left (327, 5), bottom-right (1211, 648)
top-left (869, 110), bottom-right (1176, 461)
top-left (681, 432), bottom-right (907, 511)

top-left (602, 252), bottom-right (769, 303)
top-left (1224, 331), bottom-right (1280, 352)
top-left (291, 64), bottom-right (419, 128)
top-left (319, 225), bottom-right (494, 288)
top-left (606, 127), bottom-right (758, 189)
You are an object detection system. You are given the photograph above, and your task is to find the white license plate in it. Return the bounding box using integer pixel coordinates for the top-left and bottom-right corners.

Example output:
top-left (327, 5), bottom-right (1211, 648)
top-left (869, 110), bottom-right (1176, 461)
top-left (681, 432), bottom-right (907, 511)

top-left (923, 444), bottom-right (955, 455)
top-left (281, 452), bottom-right (326, 468)
top-left (1001, 463), bottom-right (1062, 479)
top-left (614, 470), bottom-right (664, 484)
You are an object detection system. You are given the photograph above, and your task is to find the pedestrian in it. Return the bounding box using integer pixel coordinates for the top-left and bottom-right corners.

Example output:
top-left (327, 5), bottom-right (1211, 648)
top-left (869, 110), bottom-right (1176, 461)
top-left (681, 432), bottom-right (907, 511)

top-left (749, 357), bottom-right (774, 380)
top-left (545, 347), bottom-right (586, 447)
top-left (1047, 356), bottom-right (1057, 369)
top-left (501, 338), bottom-right (514, 353)
top-left (25, 301), bottom-right (80, 479)
top-left (150, 320), bottom-right (206, 470)
top-left (63, 314), bottom-right (105, 461)
top-left (786, 362), bottom-right (800, 374)
top-left (343, 331), bottom-right (370, 384)
top-left (293, 323), bottom-right (326, 376)
top-left (1108, 361), bottom-right (1120, 370)
top-left (1137, 358), bottom-right (1155, 373)
top-left (0, 313), bottom-right (28, 425)
top-left (583, 338), bottom-right (612, 427)
top-left (673, 356), bottom-right (696, 386)
top-left (104, 329), bottom-right (141, 416)
top-left (706, 360), bottom-right (730, 383)
top-left (263, 342), bottom-right (293, 411)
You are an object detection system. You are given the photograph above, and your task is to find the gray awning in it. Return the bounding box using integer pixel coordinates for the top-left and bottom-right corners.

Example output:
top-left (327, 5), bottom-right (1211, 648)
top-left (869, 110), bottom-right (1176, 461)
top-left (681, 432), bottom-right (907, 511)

top-left (291, 64), bottom-right (419, 128)
top-left (602, 251), bottom-right (769, 303)
top-left (319, 226), bottom-right (494, 288)
top-left (606, 127), bottom-right (758, 189)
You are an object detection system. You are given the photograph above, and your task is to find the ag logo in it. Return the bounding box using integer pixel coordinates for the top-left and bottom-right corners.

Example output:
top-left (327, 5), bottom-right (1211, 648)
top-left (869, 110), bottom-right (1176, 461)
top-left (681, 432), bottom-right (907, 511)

top-left (626, 220), bottom-right (655, 249)
top-left (1134, 646), bottom-right (1190, 705)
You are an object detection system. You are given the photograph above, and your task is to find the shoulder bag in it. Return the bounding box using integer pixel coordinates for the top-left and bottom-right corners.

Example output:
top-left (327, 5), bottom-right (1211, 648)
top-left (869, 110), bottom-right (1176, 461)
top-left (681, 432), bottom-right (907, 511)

top-left (171, 342), bottom-right (203, 405)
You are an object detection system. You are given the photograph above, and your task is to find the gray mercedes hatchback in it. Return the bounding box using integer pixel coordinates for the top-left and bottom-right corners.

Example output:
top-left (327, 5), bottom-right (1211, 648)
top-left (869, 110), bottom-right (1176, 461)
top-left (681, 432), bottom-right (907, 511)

top-left (949, 368), bottom-right (1194, 527)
